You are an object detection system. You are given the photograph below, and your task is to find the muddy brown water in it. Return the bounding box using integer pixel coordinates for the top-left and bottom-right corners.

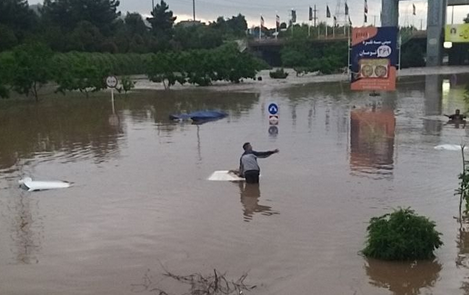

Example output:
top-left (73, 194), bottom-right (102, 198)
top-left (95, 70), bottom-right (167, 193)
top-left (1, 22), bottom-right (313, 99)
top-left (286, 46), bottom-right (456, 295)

top-left (1, 74), bottom-right (469, 295)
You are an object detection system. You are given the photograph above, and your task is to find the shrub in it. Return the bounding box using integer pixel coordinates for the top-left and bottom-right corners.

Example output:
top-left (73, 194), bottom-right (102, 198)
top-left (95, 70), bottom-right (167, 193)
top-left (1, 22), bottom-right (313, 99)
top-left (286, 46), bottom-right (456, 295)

top-left (363, 208), bottom-right (443, 261)
top-left (269, 68), bottom-right (289, 79)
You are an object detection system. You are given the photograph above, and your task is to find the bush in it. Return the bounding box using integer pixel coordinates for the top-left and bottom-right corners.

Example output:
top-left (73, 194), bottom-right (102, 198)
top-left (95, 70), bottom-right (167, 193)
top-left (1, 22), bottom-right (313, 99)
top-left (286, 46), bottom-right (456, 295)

top-left (363, 208), bottom-right (443, 261)
top-left (269, 68), bottom-right (289, 79)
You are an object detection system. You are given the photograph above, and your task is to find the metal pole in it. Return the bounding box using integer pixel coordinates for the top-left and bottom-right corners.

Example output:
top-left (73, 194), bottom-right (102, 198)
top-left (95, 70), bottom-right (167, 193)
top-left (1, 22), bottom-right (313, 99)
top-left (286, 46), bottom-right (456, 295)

top-left (111, 89), bottom-right (115, 114)
top-left (193, 0), bottom-right (196, 21)
top-left (452, 6), bottom-right (454, 24)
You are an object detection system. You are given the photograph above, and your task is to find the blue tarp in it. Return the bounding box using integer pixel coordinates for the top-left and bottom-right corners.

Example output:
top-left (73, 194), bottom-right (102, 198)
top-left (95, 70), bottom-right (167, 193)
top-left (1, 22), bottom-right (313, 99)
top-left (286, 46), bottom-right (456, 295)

top-left (169, 111), bottom-right (228, 124)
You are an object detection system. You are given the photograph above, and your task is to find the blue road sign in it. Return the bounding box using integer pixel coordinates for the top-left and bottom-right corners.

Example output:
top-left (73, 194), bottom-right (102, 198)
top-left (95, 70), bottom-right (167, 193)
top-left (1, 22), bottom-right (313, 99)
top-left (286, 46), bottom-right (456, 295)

top-left (268, 103), bottom-right (279, 115)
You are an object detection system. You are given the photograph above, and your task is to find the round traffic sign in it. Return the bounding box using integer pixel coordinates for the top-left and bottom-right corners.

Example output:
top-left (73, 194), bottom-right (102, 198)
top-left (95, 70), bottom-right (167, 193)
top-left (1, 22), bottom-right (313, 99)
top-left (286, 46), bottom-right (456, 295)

top-left (268, 126), bottom-right (278, 135)
top-left (268, 103), bottom-right (279, 115)
top-left (106, 76), bottom-right (118, 88)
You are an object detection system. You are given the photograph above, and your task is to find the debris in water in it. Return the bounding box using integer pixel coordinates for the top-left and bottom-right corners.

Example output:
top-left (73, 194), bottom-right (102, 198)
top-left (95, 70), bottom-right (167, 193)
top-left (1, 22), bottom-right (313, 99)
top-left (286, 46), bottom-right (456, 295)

top-left (19, 177), bottom-right (71, 192)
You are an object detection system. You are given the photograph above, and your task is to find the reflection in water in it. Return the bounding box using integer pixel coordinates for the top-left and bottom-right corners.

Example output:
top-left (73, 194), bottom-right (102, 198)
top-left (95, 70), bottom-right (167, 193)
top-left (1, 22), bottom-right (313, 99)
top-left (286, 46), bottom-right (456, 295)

top-left (238, 183), bottom-right (279, 222)
top-left (365, 258), bottom-right (442, 295)
top-left (0, 99), bottom-right (124, 171)
top-left (6, 190), bottom-right (43, 264)
top-left (425, 75), bottom-right (443, 116)
top-left (457, 225), bottom-right (469, 294)
top-left (350, 107), bottom-right (396, 177)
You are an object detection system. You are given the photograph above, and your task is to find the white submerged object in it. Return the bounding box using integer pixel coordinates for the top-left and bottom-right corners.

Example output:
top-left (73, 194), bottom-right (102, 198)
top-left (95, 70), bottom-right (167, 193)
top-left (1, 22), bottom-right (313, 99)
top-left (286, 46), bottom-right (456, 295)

top-left (19, 177), bottom-right (71, 192)
top-left (208, 170), bottom-right (246, 182)
top-left (434, 144), bottom-right (467, 151)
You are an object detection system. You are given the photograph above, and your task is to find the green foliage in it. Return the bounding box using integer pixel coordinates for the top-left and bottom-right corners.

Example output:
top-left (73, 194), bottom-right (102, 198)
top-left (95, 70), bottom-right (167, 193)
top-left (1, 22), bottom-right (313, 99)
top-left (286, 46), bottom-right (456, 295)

top-left (0, 24), bottom-right (18, 51)
top-left (455, 146), bottom-right (469, 216)
top-left (147, 0), bottom-right (176, 41)
top-left (146, 43), bottom-right (261, 88)
top-left (269, 68), bottom-right (289, 79)
top-left (41, 0), bottom-right (120, 34)
top-left (148, 51), bottom-right (185, 89)
top-left (208, 14), bottom-right (248, 39)
top-left (0, 51), bottom-right (14, 98)
top-left (0, 0), bottom-right (37, 45)
top-left (281, 40), bottom-right (347, 74)
top-left (117, 76), bottom-right (135, 94)
top-left (363, 208), bottom-right (443, 261)
top-left (401, 43), bottom-right (425, 68)
top-left (173, 24), bottom-right (223, 50)
top-left (8, 42), bottom-right (53, 101)
top-left (53, 56), bottom-right (107, 97)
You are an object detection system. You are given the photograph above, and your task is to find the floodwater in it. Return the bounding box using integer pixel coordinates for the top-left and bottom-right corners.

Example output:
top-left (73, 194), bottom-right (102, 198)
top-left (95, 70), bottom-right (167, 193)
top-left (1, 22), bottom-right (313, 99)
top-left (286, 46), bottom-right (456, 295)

top-left (1, 74), bottom-right (469, 295)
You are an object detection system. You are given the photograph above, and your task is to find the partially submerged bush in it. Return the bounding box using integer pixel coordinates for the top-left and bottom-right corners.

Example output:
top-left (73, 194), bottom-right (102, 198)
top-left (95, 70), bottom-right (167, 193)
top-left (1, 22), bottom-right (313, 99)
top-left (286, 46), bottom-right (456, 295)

top-left (269, 68), bottom-right (288, 79)
top-left (363, 208), bottom-right (443, 261)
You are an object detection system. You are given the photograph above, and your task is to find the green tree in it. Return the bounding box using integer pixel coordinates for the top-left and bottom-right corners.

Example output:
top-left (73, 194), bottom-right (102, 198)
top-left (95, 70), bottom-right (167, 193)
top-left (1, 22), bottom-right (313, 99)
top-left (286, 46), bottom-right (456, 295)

top-left (363, 208), bottom-right (443, 261)
top-left (147, 0), bottom-right (176, 41)
top-left (0, 0), bottom-right (37, 46)
top-left (125, 13), bottom-right (148, 35)
top-left (174, 23), bottom-right (223, 50)
top-left (9, 42), bottom-right (53, 101)
top-left (0, 52), bottom-right (14, 98)
top-left (147, 52), bottom-right (185, 89)
top-left (41, 0), bottom-right (121, 35)
top-left (54, 56), bottom-right (108, 97)
top-left (0, 24), bottom-right (18, 51)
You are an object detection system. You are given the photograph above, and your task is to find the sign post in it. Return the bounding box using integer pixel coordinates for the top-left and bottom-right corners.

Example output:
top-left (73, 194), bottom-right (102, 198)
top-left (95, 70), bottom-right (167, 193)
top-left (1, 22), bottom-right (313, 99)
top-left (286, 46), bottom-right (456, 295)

top-left (350, 26), bottom-right (398, 92)
top-left (268, 102), bottom-right (279, 125)
top-left (106, 76), bottom-right (118, 114)
top-left (267, 102), bottom-right (279, 136)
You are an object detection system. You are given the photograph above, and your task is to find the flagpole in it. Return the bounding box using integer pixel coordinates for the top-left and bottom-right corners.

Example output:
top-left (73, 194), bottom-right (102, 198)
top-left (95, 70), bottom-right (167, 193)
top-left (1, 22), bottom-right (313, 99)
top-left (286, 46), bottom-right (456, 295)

top-left (275, 12), bottom-right (278, 39)
top-left (333, 17), bottom-right (335, 38)
top-left (326, 5), bottom-right (328, 39)
top-left (259, 15), bottom-right (262, 40)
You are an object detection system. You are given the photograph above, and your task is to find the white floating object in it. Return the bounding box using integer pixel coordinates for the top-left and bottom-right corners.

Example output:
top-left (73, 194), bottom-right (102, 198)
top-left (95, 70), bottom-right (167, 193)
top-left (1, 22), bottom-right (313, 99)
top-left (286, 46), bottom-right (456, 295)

top-left (434, 144), bottom-right (467, 151)
top-left (208, 171), bottom-right (246, 182)
top-left (19, 177), bottom-right (71, 192)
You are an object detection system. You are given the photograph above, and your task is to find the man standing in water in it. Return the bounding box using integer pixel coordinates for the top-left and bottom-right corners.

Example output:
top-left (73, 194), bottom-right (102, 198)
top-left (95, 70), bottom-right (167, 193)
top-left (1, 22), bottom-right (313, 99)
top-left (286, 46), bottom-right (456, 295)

top-left (237, 142), bottom-right (279, 184)
top-left (445, 109), bottom-right (466, 121)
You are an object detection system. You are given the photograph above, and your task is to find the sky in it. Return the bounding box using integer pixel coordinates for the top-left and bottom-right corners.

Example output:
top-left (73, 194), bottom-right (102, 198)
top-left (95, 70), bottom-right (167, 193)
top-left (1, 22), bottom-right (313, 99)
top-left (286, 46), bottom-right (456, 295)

top-left (28, 0), bottom-right (469, 28)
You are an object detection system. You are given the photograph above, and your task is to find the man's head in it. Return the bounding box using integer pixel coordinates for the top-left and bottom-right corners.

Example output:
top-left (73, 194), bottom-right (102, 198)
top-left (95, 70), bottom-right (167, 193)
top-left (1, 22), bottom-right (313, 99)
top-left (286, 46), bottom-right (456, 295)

top-left (456, 109), bottom-right (461, 115)
top-left (243, 142), bottom-right (252, 151)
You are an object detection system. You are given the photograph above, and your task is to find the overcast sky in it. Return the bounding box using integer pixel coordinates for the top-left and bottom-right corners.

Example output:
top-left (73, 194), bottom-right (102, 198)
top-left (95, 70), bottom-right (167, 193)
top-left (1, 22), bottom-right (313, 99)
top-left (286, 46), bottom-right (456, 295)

top-left (28, 0), bottom-right (468, 28)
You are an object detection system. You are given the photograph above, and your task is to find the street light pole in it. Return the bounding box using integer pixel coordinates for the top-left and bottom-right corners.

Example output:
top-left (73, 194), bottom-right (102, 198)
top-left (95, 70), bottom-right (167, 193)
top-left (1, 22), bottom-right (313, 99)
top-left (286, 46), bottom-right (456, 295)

top-left (193, 0), bottom-right (196, 21)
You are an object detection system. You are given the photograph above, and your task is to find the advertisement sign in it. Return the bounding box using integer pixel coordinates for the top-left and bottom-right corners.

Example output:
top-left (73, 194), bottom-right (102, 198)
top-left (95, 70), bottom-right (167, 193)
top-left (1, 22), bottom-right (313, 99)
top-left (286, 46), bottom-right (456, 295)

top-left (445, 24), bottom-right (469, 43)
top-left (350, 26), bottom-right (398, 91)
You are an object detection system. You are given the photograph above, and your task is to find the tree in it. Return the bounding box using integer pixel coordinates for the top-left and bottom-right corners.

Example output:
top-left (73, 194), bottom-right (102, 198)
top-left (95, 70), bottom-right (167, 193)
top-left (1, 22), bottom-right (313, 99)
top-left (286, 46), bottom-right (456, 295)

top-left (147, 0), bottom-right (176, 40)
top-left (125, 13), bottom-right (148, 35)
top-left (464, 13), bottom-right (469, 23)
top-left (363, 208), bottom-right (443, 261)
top-left (9, 43), bottom-right (53, 101)
top-left (0, 24), bottom-right (18, 51)
top-left (41, 0), bottom-right (120, 34)
top-left (0, 0), bottom-right (37, 43)
top-left (0, 52), bottom-right (14, 98)
top-left (147, 52), bottom-right (185, 89)
top-left (54, 56), bottom-right (108, 97)
top-left (69, 21), bottom-right (104, 52)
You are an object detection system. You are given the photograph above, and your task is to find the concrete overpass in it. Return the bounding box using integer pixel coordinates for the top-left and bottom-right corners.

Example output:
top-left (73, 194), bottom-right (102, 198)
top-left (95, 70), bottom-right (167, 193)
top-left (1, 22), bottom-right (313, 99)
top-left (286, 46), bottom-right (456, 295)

top-left (382, 0), bottom-right (469, 66)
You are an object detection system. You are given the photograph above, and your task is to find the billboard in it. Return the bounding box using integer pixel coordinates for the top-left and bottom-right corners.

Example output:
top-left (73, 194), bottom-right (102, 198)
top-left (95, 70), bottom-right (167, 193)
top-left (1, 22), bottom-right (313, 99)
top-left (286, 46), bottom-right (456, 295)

top-left (445, 24), bottom-right (469, 43)
top-left (350, 27), bottom-right (398, 91)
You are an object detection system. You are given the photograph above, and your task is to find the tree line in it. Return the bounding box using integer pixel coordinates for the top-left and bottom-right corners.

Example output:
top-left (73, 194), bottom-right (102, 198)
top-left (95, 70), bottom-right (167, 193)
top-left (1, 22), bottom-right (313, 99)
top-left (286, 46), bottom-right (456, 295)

top-left (0, 0), bottom-right (248, 53)
top-left (0, 42), bottom-right (265, 100)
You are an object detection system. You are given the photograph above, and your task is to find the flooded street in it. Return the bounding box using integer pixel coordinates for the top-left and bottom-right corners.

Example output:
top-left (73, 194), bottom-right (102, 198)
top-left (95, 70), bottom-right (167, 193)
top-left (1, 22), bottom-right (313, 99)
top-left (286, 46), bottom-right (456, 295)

top-left (1, 74), bottom-right (469, 295)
